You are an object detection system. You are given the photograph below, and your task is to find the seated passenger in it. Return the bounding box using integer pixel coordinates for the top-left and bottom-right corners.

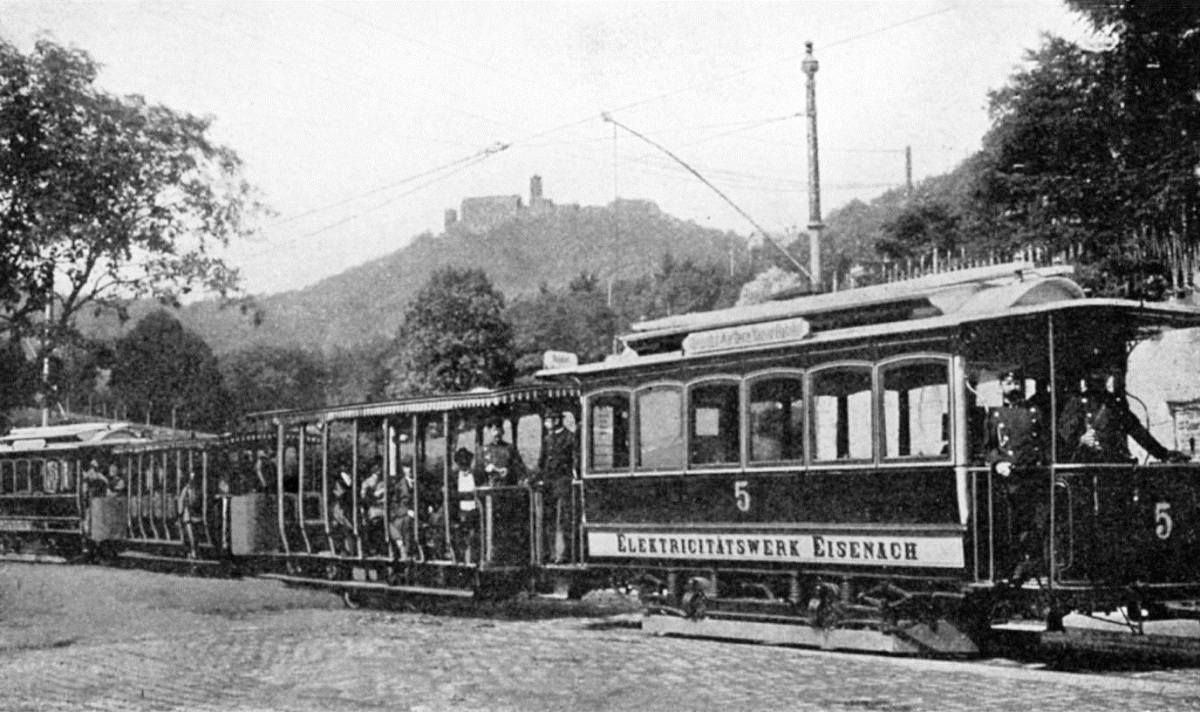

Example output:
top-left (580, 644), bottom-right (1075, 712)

top-left (1059, 364), bottom-right (1188, 464)
top-left (328, 470), bottom-right (356, 556)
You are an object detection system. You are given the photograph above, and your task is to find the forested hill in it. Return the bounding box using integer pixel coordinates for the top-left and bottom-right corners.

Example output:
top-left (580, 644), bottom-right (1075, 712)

top-left (142, 199), bottom-right (745, 354)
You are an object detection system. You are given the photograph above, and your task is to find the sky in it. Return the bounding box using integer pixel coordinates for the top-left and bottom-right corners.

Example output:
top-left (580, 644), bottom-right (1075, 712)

top-left (0, 1), bottom-right (1089, 296)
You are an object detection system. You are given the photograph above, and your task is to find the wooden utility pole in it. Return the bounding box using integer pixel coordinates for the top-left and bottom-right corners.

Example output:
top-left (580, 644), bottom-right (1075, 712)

top-left (905, 145), bottom-right (913, 197)
top-left (802, 41), bottom-right (824, 292)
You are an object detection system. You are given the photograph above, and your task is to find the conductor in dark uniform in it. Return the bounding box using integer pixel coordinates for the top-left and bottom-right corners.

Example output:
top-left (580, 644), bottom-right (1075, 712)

top-left (983, 368), bottom-right (1049, 581)
top-left (1059, 364), bottom-right (1189, 464)
top-left (537, 410), bottom-right (576, 563)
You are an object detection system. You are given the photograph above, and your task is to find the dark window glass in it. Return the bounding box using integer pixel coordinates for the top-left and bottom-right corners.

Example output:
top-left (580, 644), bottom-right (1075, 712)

top-left (749, 376), bottom-right (804, 463)
top-left (689, 381), bottom-right (740, 466)
top-left (589, 393), bottom-right (630, 471)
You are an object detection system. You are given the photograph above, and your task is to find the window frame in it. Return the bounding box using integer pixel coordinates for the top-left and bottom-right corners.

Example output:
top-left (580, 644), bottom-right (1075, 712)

top-left (583, 388), bottom-right (634, 477)
top-left (632, 381), bottom-right (686, 473)
top-left (685, 375), bottom-right (743, 471)
top-left (876, 353), bottom-right (954, 463)
top-left (744, 368), bottom-right (806, 468)
top-left (807, 360), bottom-right (876, 466)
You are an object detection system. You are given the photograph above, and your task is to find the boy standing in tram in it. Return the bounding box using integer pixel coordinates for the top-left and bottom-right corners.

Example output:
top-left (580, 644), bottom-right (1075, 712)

top-left (451, 448), bottom-right (480, 563)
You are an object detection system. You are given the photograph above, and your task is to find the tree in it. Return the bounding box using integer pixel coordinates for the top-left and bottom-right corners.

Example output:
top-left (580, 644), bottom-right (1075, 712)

top-left (221, 345), bottom-right (327, 417)
top-left (109, 310), bottom-right (230, 431)
top-left (508, 273), bottom-right (619, 375)
top-left (384, 268), bottom-right (514, 397)
top-left (976, 3), bottom-right (1200, 297)
top-left (0, 39), bottom-right (261, 406)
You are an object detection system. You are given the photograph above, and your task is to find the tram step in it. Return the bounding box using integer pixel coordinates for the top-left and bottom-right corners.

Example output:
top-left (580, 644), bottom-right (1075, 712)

top-left (1162, 600), bottom-right (1200, 619)
top-left (259, 572), bottom-right (475, 598)
top-left (990, 620), bottom-right (1047, 633)
top-left (0, 553), bottom-right (69, 564)
top-left (116, 551), bottom-right (221, 566)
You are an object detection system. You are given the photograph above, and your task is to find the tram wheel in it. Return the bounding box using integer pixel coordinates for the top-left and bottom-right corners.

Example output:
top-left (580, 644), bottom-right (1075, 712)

top-left (682, 589), bottom-right (707, 619)
top-left (341, 590), bottom-right (361, 609)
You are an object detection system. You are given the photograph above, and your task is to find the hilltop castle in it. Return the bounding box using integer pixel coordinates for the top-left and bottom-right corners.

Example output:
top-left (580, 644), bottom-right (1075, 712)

top-left (444, 175), bottom-right (571, 233)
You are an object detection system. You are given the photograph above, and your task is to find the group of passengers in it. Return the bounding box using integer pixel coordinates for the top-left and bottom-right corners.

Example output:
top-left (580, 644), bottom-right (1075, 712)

top-left (981, 360), bottom-right (1188, 583)
top-left (326, 411), bottom-right (577, 565)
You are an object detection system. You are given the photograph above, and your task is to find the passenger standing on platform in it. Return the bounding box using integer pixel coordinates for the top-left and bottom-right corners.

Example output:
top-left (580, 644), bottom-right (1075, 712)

top-left (983, 368), bottom-right (1048, 581)
top-left (482, 418), bottom-right (525, 486)
top-left (82, 459), bottom-right (109, 498)
top-left (360, 458), bottom-right (387, 556)
top-left (538, 411), bottom-right (576, 564)
top-left (329, 470), bottom-right (355, 556)
top-left (452, 448), bottom-right (479, 563)
top-left (388, 463), bottom-right (417, 559)
top-left (1059, 365), bottom-right (1188, 464)
top-left (178, 469), bottom-right (202, 558)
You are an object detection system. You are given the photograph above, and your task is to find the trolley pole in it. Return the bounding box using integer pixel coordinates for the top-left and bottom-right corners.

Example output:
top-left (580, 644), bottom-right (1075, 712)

top-left (802, 41), bottom-right (824, 292)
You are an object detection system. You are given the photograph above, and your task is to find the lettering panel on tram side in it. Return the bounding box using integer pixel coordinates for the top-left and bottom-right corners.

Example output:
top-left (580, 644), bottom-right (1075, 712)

top-left (584, 465), bottom-right (964, 569)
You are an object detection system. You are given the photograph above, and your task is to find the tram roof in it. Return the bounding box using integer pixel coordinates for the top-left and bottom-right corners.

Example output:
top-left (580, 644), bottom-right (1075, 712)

top-left (246, 383), bottom-right (580, 427)
top-left (541, 264), bottom-right (1200, 377)
top-left (0, 422), bottom-right (151, 452)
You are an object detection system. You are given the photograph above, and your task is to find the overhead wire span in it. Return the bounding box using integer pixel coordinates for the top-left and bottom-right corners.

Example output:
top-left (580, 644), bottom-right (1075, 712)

top-left (602, 113), bottom-right (811, 281)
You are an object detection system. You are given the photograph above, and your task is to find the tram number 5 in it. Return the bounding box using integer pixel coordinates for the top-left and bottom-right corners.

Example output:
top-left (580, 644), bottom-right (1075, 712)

top-left (734, 480), bottom-right (751, 512)
top-left (1155, 501), bottom-right (1173, 540)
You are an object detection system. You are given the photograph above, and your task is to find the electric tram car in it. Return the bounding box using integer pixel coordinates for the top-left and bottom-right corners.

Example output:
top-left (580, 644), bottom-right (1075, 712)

top-left (537, 260), bottom-right (1200, 654)
top-left (0, 422), bottom-right (152, 561)
top-left (6, 260), bottom-right (1200, 656)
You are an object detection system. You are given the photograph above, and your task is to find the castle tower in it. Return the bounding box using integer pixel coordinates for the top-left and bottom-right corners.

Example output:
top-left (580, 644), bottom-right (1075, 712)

top-left (530, 175), bottom-right (543, 205)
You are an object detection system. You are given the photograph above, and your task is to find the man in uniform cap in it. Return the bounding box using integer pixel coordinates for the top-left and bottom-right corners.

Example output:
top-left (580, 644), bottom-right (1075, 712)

top-left (1059, 363), bottom-right (1188, 464)
top-left (537, 410), bottom-right (577, 563)
top-left (983, 367), bottom-right (1049, 581)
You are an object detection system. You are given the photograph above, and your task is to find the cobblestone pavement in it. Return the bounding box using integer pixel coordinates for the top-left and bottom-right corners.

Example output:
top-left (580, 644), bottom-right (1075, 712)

top-left (3, 564), bottom-right (1200, 711)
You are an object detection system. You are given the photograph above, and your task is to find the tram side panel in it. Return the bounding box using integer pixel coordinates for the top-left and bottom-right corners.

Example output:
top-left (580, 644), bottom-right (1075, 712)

top-left (1057, 466), bottom-right (1200, 590)
top-left (584, 466), bottom-right (964, 575)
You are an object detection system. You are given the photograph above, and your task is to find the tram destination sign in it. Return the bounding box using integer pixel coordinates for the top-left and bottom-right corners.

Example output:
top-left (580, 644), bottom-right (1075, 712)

top-left (588, 529), bottom-right (964, 568)
top-left (682, 317), bottom-right (811, 356)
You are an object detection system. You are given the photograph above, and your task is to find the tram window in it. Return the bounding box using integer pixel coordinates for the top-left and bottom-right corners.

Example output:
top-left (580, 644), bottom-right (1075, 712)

top-left (0, 461), bottom-right (10, 493)
top-left (689, 381), bottom-right (740, 467)
top-left (636, 385), bottom-right (684, 470)
top-left (811, 367), bottom-right (873, 461)
top-left (881, 360), bottom-right (950, 459)
top-left (749, 376), bottom-right (804, 463)
top-left (589, 393), bottom-right (630, 472)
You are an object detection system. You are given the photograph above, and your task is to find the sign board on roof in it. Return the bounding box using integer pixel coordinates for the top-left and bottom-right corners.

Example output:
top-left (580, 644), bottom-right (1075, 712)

top-left (542, 350), bottom-right (579, 370)
top-left (683, 317), bottom-right (811, 356)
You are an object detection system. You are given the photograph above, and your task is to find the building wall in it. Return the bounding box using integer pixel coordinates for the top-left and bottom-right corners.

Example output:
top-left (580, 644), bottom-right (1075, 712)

top-left (460, 196), bottom-right (522, 230)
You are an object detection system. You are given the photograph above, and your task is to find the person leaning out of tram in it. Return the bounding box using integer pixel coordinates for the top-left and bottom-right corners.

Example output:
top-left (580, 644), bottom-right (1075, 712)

top-left (1059, 363), bottom-right (1189, 465)
top-left (982, 367), bottom-right (1050, 583)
